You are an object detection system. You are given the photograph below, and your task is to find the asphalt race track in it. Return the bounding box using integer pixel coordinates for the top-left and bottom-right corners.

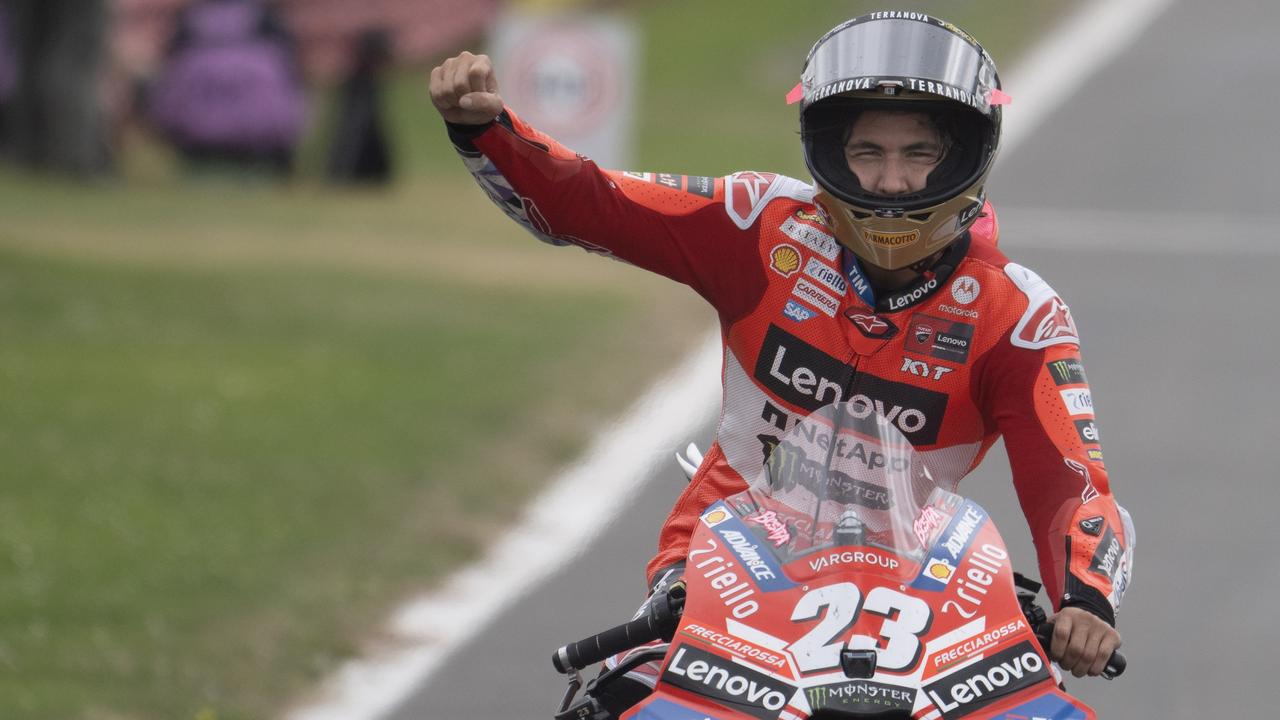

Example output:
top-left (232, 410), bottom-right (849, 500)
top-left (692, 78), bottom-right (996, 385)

top-left (388, 0), bottom-right (1278, 716)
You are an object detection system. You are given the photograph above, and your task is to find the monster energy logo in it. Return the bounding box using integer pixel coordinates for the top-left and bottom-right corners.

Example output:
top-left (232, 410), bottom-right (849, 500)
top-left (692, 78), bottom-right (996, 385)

top-left (806, 681), bottom-right (915, 712)
top-left (1047, 357), bottom-right (1087, 386)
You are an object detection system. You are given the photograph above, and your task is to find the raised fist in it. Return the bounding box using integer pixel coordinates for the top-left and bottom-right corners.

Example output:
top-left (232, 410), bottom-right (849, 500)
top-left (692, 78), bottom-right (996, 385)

top-left (429, 51), bottom-right (504, 125)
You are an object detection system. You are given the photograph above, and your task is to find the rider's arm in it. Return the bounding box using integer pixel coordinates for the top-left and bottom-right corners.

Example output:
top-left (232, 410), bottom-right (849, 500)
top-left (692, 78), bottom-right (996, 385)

top-left (446, 110), bottom-right (767, 319)
top-left (978, 322), bottom-right (1135, 626)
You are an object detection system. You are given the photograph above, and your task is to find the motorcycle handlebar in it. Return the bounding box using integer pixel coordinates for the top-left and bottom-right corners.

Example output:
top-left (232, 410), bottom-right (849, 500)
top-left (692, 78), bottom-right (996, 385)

top-left (1033, 622), bottom-right (1127, 680)
top-left (552, 583), bottom-right (685, 674)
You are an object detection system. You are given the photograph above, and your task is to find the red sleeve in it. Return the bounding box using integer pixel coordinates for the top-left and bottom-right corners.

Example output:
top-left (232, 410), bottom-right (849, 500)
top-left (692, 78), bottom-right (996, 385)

top-left (979, 313), bottom-right (1134, 624)
top-left (452, 109), bottom-right (767, 319)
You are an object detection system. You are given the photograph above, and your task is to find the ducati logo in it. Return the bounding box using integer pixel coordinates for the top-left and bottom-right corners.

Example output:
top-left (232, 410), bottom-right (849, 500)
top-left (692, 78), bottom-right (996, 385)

top-left (914, 325), bottom-right (933, 344)
top-left (846, 311), bottom-right (897, 338)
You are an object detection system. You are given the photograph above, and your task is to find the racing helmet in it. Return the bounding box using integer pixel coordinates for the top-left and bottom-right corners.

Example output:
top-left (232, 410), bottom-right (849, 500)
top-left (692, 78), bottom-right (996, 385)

top-left (799, 13), bottom-right (1004, 270)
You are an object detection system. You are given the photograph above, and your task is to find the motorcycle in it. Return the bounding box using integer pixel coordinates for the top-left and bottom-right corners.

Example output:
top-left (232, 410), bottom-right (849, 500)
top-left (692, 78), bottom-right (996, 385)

top-left (552, 400), bottom-right (1124, 719)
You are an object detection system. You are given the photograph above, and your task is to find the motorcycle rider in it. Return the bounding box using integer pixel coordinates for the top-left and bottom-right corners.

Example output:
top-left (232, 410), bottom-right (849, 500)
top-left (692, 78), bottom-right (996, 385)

top-left (431, 10), bottom-right (1134, 711)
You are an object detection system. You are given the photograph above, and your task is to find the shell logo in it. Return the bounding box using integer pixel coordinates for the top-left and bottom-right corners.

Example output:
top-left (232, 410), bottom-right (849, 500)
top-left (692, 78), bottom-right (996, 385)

top-left (702, 509), bottom-right (730, 526)
top-left (770, 244), bottom-right (802, 277)
top-left (925, 557), bottom-right (955, 583)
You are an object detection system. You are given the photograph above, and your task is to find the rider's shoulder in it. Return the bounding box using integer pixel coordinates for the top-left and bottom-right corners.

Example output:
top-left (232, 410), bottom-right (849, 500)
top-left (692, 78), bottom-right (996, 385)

top-left (720, 171), bottom-right (814, 230)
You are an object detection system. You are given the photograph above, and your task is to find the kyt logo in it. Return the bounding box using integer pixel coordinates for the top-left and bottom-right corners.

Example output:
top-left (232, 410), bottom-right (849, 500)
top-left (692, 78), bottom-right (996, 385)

top-left (901, 356), bottom-right (955, 381)
top-left (662, 645), bottom-right (793, 720)
top-left (923, 641), bottom-right (1050, 719)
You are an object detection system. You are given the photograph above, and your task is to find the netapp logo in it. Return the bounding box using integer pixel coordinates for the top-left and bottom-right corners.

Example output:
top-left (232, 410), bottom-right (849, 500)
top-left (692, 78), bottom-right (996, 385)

top-left (662, 644), bottom-right (792, 719)
top-left (923, 641), bottom-right (1049, 719)
top-left (754, 325), bottom-right (948, 444)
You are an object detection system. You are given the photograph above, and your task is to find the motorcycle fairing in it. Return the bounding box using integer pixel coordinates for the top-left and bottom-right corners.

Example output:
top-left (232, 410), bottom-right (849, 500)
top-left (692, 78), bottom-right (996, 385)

top-left (624, 494), bottom-right (1097, 719)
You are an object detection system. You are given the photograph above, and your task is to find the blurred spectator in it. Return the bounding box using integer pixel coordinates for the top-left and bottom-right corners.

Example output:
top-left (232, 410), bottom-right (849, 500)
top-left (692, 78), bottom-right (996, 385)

top-left (1, 0), bottom-right (111, 176)
top-left (147, 0), bottom-right (306, 175)
top-left (326, 28), bottom-right (392, 185)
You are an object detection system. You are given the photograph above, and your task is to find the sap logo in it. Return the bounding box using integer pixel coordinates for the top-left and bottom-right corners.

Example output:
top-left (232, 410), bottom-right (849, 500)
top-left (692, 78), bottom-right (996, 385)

top-left (901, 356), bottom-right (955, 381)
top-left (663, 645), bottom-right (792, 719)
top-left (923, 641), bottom-right (1050, 719)
top-left (783, 300), bottom-right (815, 322)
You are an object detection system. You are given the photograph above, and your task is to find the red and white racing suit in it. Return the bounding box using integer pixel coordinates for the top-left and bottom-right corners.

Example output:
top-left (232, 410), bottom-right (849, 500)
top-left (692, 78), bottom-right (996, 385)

top-left (447, 110), bottom-right (1135, 632)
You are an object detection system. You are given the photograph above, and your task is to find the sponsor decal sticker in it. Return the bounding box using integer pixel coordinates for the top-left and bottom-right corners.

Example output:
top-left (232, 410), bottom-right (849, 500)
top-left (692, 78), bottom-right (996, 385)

top-left (1078, 516), bottom-right (1104, 536)
top-left (805, 680), bottom-right (915, 715)
top-left (900, 356), bottom-right (956, 382)
top-left (701, 502), bottom-right (796, 592)
top-left (688, 537), bottom-right (760, 619)
top-left (806, 548), bottom-right (901, 573)
top-left (656, 173), bottom-right (682, 190)
top-left (662, 644), bottom-right (793, 720)
top-left (632, 697), bottom-right (729, 720)
top-left (846, 311), bottom-right (897, 339)
top-left (745, 510), bottom-right (791, 547)
top-left (804, 257), bottom-right (848, 295)
top-left (622, 171), bottom-right (653, 181)
top-left (686, 175), bottom-right (716, 198)
top-left (991, 694), bottom-right (1088, 720)
top-left (938, 541), bottom-right (1009, 617)
top-left (1074, 418), bottom-right (1100, 445)
top-left (938, 303), bottom-right (979, 318)
top-left (913, 504), bottom-right (951, 548)
top-left (928, 618), bottom-right (1028, 675)
top-left (680, 622), bottom-right (788, 670)
top-left (1088, 448), bottom-right (1105, 462)
top-left (863, 228), bottom-right (920, 248)
top-left (950, 276), bottom-right (980, 304)
top-left (912, 501), bottom-right (986, 592)
top-left (1047, 357), bottom-right (1088, 386)
top-left (904, 314), bottom-right (975, 364)
top-left (753, 325), bottom-right (947, 444)
top-left (792, 279), bottom-right (839, 317)
top-left (769, 244), bottom-right (802, 278)
top-left (1060, 388), bottom-right (1094, 416)
top-left (884, 274), bottom-right (940, 311)
top-left (1088, 526), bottom-right (1124, 582)
top-left (795, 208), bottom-right (828, 225)
top-left (1006, 263), bottom-right (1081, 349)
top-left (924, 557), bottom-right (956, 585)
top-left (782, 300), bottom-right (816, 323)
top-left (922, 641), bottom-right (1050, 719)
top-left (702, 507), bottom-right (731, 527)
top-left (779, 215), bottom-right (840, 261)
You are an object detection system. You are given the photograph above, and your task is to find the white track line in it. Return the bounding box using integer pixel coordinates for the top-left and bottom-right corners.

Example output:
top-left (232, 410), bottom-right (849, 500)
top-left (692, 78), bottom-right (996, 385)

top-left (284, 0), bottom-right (1178, 717)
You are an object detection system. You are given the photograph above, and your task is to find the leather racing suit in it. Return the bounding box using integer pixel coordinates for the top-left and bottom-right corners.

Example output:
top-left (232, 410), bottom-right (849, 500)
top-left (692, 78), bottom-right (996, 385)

top-left (446, 109), bottom-right (1135, 630)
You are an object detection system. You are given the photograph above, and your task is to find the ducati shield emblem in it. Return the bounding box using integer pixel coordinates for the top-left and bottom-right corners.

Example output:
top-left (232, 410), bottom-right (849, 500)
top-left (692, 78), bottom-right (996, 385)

top-left (914, 325), bottom-right (933, 344)
top-left (1079, 516), bottom-right (1105, 536)
top-left (846, 311), bottom-right (897, 339)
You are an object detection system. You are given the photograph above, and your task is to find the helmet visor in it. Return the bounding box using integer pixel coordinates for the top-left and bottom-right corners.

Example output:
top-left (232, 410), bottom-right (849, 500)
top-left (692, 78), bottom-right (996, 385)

top-left (802, 15), bottom-right (999, 114)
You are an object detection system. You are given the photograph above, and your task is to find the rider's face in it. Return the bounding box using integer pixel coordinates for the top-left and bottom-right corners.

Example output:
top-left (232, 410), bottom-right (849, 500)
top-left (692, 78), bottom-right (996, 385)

top-left (844, 111), bottom-right (946, 196)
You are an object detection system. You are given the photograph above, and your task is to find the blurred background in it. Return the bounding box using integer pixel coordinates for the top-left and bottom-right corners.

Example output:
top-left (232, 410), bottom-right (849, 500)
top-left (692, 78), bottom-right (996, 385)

top-left (7, 0), bottom-right (1262, 719)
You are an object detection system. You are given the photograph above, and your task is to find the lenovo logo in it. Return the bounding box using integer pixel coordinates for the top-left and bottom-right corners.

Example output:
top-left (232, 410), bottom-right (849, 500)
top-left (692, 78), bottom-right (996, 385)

top-left (662, 645), bottom-right (792, 719)
top-left (923, 641), bottom-right (1049, 718)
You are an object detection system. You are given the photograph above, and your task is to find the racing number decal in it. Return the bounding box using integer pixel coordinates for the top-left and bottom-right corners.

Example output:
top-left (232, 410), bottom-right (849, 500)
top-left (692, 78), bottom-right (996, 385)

top-left (790, 583), bottom-right (861, 672)
top-left (789, 584), bottom-right (931, 674)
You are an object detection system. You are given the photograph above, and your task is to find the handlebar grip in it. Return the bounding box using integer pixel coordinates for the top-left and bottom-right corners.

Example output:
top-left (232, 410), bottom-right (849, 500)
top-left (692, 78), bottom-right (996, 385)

top-left (1033, 622), bottom-right (1127, 680)
top-left (552, 612), bottom-right (667, 674)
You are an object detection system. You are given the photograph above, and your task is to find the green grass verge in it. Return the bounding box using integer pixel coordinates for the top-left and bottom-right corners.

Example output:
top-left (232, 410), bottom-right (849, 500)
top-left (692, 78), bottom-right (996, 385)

top-left (0, 1), bottom-right (1075, 718)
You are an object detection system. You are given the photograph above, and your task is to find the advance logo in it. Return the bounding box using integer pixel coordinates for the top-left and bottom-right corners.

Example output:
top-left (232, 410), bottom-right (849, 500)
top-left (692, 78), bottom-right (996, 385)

top-left (923, 641), bottom-right (1050, 719)
top-left (663, 645), bottom-right (793, 720)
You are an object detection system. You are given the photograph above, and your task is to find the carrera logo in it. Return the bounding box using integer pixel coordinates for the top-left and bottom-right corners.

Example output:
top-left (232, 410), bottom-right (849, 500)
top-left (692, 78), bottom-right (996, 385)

top-left (863, 228), bottom-right (919, 248)
top-left (662, 645), bottom-right (793, 719)
top-left (923, 641), bottom-right (1050, 719)
top-left (1048, 357), bottom-right (1088, 386)
top-left (769, 244), bottom-right (801, 278)
top-left (846, 311), bottom-right (897, 339)
top-left (754, 325), bottom-right (947, 444)
top-left (792, 279), bottom-right (839, 317)
top-left (905, 314), bottom-right (975, 364)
